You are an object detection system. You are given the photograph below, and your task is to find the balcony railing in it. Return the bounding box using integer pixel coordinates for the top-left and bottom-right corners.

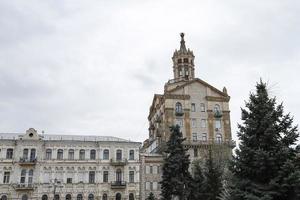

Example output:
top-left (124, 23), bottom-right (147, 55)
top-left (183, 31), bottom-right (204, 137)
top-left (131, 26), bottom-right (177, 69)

top-left (111, 181), bottom-right (126, 189)
top-left (175, 110), bottom-right (184, 116)
top-left (14, 183), bottom-right (35, 191)
top-left (110, 158), bottom-right (128, 166)
top-left (19, 157), bottom-right (37, 165)
top-left (214, 110), bottom-right (223, 118)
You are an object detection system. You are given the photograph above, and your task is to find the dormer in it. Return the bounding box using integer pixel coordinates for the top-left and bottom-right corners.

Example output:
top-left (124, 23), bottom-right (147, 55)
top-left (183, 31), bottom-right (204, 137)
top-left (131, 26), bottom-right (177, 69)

top-left (19, 128), bottom-right (42, 140)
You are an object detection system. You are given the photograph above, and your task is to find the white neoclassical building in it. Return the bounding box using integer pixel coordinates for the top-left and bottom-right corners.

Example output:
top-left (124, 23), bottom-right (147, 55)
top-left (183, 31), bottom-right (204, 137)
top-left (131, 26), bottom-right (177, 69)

top-left (0, 128), bottom-right (141, 200)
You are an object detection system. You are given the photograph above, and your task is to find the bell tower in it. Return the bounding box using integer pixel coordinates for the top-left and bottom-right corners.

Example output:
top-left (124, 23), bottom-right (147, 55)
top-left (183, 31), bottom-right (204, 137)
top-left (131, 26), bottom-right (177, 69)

top-left (172, 33), bottom-right (195, 81)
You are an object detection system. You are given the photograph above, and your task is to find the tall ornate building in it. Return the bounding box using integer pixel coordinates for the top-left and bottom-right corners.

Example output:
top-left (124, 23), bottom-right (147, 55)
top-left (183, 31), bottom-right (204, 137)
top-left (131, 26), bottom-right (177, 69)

top-left (140, 33), bottom-right (234, 199)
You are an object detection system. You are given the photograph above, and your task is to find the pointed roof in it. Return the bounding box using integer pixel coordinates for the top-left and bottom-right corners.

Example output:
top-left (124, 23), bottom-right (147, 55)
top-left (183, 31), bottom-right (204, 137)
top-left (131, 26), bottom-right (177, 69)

top-left (179, 33), bottom-right (187, 53)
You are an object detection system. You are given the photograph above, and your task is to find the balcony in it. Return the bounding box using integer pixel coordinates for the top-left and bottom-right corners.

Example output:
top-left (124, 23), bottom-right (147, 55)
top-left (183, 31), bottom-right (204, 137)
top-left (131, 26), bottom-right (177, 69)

top-left (175, 111), bottom-right (184, 116)
top-left (19, 157), bottom-right (37, 166)
top-left (111, 181), bottom-right (126, 189)
top-left (110, 158), bottom-right (128, 166)
top-left (214, 110), bottom-right (223, 118)
top-left (14, 183), bottom-right (35, 191)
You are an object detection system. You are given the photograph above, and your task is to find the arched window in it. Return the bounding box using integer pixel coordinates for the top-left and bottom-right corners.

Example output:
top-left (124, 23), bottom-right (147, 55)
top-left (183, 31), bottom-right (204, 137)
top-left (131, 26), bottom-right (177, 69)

top-left (46, 149), bottom-right (52, 160)
top-left (66, 194), bottom-right (72, 200)
top-left (68, 149), bottom-right (74, 160)
top-left (28, 169), bottom-right (34, 184)
top-left (214, 104), bottom-right (221, 112)
top-left (54, 194), bottom-right (60, 200)
top-left (129, 150), bottom-right (134, 160)
top-left (116, 150), bottom-right (122, 161)
top-left (42, 195), bottom-right (48, 200)
top-left (175, 102), bottom-right (183, 113)
top-left (216, 134), bottom-right (222, 144)
top-left (102, 194), bottom-right (107, 200)
top-left (22, 194), bottom-right (28, 200)
top-left (77, 194), bottom-right (83, 200)
top-left (1, 195), bottom-right (7, 200)
top-left (103, 149), bottom-right (109, 160)
top-left (79, 149), bottom-right (85, 160)
top-left (129, 193), bottom-right (134, 200)
top-left (116, 193), bottom-right (121, 200)
top-left (57, 149), bottom-right (63, 160)
top-left (88, 194), bottom-right (94, 200)
top-left (6, 148), bottom-right (13, 159)
top-left (90, 149), bottom-right (96, 160)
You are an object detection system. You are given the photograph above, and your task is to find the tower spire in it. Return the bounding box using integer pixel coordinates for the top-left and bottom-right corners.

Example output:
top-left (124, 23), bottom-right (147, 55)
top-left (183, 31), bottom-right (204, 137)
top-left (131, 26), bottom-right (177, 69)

top-left (179, 33), bottom-right (187, 53)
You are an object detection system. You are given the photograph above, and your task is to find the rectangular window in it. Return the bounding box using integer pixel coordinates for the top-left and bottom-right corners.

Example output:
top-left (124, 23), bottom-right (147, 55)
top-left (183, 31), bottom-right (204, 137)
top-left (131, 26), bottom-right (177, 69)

top-left (153, 166), bottom-right (158, 174)
top-left (46, 149), bottom-right (52, 160)
top-left (146, 182), bottom-right (150, 190)
top-left (3, 172), bottom-right (10, 183)
top-left (23, 149), bottom-right (28, 159)
top-left (215, 119), bottom-right (222, 129)
top-left (191, 118), bottom-right (196, 128)
top-left (191, 103), bottom-right (196, 112)
top-left (6, 149), bottom-right (13, 159)
top-left (67, 178), bottom-right (72, 184)
top-left (202, 133), bottom-right (207, 141)
top-left (194, 148), bottom-right (198, 157)
top-left (192, 133), bottom-right (197, 141)
top-left (201, 119), bottom-right (207, 128)
top-left (103, 171), bottom-right (108, 183)
top-left (20, 169), bottom-right (26, 184)
top-left (129, 150), bottom-right (134, 160)
top-left (129, 171), bottom-right (134, 183)
top-left (153, 182), bottom-right (158, 190)
top-left (200, 103), bottom-right (205, 112)
top-left (68, 150), bottom-right (74, 160)
top-left (146, 166), bottom-right (150, 174)
top-left (89, 171), bottom-right (95, 183)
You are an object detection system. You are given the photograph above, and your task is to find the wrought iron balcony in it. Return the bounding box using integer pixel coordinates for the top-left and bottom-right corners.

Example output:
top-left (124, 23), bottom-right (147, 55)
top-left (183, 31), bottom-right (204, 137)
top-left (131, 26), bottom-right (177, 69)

top-left (111, 181), bottom-right (126, 189)
top-left (214, 110), bottom-right (223, 118)
top-left (175, 110), bottom-right (184, 116)
top-left (19, 157), bottom-right (37, 166)
top-left (14, 183), bottom-right (35, 191)
top-left (110, 158), bottom-right (128, 166)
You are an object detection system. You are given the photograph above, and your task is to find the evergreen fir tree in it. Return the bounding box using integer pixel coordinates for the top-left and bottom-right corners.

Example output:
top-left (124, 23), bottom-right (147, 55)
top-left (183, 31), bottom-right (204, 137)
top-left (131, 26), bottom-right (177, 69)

top-left (189, 160), bottom-right (205, 199)
top-left (160, 125), bottom-right (192, 200)
top-left (146, 192), bottom-right (156, 200)
top-left (203, 149), bottom-right (223, 200)
top-left (228, 80), bottom-right (300, 200)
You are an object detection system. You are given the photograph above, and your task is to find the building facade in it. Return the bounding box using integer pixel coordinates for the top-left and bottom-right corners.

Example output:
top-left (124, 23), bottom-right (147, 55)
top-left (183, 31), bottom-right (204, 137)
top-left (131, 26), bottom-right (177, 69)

top-left (140, 33), bottom-right (234, 199)
top-left (0, 128), bottom-right (141, 200)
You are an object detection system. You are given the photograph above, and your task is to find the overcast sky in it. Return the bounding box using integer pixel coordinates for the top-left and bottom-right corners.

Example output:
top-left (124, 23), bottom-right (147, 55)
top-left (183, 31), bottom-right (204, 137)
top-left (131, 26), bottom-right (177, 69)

top-left (0, 0), bottom-right (299, 143)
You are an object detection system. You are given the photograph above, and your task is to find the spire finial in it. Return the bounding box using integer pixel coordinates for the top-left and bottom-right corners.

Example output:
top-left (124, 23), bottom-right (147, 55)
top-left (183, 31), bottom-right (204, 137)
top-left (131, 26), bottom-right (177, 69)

top-left (179, 32), bottom-right (187, 53)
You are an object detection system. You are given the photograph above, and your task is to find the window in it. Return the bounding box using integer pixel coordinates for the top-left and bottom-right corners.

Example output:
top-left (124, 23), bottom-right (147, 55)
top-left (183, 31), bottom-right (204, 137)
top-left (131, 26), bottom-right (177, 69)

top-left (191, 118), bottom-right (196, 128)
top-left (23, 149), bottom-right (29, 159)
top-left (54, 195), bottom-right (60, 200)
top-left (129, 150), bottom-right (134, 160)
top-left (20, 169), bottom-right (26, 183)
top-left (42, 195), bottom-right (48, 200)
top-left (129, 171), bottom-right (134, 183)
top-left (22, 195), bottom-right (28, 200)
top-left (79, 149), bottom-right (85, 160)
top-left (68, 149), bottom-right (74, 160)
top-left (192, 133), bottom-right (197, 141)
top-left (215, 119), bottom-right (222, 129)
top-left (201, 119), bottom-right (207, 128)
top-left (129, 193), bottom-right (134, 200)
top-left (194, 148), bottom-right (198, 157)
top-left (183, 58), bottom-right (188, 63)
top-left (146, 182), bottom-right (150, 190)
top-left (102, 194), bottom-right (107, 200)
top-left (88, 194), bottom-right (94, 200)
top-left (28, 169), bottom-right (33, 184)
top-left (103, 149), bottom-right (109, 160)
top-left (175, 102), bottom-right (183, 113)
top-left (77, 194), bottom-right (83, 200)
top-left (146, 166), bottom-right (150, 174)
top-left (90, 150), bottom-right (96, 160)
top-left (67, 178), bottom-right (72, 184)
top-left (65, 194), bottom-right (71, 200)
top-left (3, 172), bottom-right (10, 183)
top-left (103, 171), bottom-right (108, 183)
top-left (89, 171), bottom-right (95, 183)
top-left (30, 149), bottom-right (36, 161)
top-left (46, 149), bottom-right (52, 160)
top-left (153, 166), bottom-right (158, 174)
top-left (177, 59), bottom-right (182, 63)
top-left (153, 182), bottom-right (158, 190)
top-left (214, 104), bottom-right (221, 112)
top-left (116, 169), bottom-right (122, 182)
top-left (216, 134), bottom-right (222, 143)
top-left (1, 195), bottom-right (7, 200)
top-left (191, 103), bottom-right (196, 112)
top-left (6, 148), bottom-right (13, 159)
top-left (116, 193), bottom-right (121, 200)
top-left (175, 119), bottom-right (183, 127)
top-left (116, 149), bottom-right (122, 161)
top-left (202, 133), bottom-right (207, 141)
top-left (200, 103), bottom-right (205, 112)
top-left (57, 149), bottom-right (63, 160)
